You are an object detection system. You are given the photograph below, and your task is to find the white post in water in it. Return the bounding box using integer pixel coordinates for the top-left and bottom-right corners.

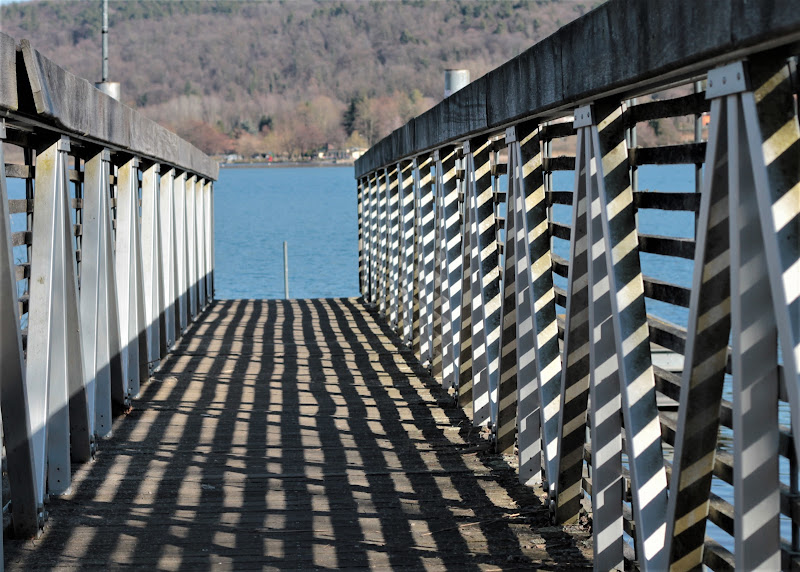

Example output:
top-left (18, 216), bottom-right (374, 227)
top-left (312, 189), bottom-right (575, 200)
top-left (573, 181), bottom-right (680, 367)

top-left (283, 241), bottom-right (289, 299)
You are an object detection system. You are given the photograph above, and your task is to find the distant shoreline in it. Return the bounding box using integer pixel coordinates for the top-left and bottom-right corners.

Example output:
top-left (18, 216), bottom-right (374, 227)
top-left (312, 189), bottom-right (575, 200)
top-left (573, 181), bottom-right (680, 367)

top-left (219, 161), bottom-right (355, 169)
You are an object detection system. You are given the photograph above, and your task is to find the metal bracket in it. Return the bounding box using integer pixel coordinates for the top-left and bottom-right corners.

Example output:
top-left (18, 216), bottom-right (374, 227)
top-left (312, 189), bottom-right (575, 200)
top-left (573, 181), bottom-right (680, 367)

top-left (505, 126), bottom-right (517, 144)
top-left (706, 60), bottom-right (749, 99)
top-left (573, 105), bottom-right (593, 128)
top-left (462, 141), bottom-right (471, 155)
top-left (0, 118), bottom-right (5, 139)
top-left (432, 149), bottom-right (440, 162)
top-left (56, 135), bottom-right (71, 152)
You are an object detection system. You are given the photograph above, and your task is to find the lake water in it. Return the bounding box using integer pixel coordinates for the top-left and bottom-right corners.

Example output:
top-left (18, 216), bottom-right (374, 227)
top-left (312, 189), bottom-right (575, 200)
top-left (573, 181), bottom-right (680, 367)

top-left (214, 165), bottom-right (359, 300)
top-left (214, 164), bottom-right (697, 311)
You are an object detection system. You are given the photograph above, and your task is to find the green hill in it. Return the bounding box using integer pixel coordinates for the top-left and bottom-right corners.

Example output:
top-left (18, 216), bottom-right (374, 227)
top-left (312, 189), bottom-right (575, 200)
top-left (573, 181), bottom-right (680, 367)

top-left (1, 0), bottom-right (599, 157)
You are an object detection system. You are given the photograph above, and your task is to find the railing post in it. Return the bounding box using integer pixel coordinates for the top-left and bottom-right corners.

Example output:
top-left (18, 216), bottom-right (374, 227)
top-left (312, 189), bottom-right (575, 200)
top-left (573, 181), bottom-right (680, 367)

top-left (358, 177), bottom-right (365, 297)
top-left (431, 150), bottom-right (445, 384)
top-left (141, 163), bottom-right (165, 365)
top-left (415, 155), bottom-right (435, 366)
top-left (377, 169), bottom-right (389, 315)
top-left (574, 100), bottom-right (669, 569)
top-left (492, 137), bottom-right (517, 457)
top-left (367, 173), bottom-right (378, 305)
top-left (195, 177), bottom-right (207, 311)
top-left (666, 55), bottom-right (800, 570)
top-left (576, 105), bottom-right (625, 569)
top-left (554, 120), bottom-right (592, 526)
top-left (387, 165), bottom-right (400, 329)
top-left (174, 171), bottom-right (189, 332)
top-left (398, 161), bottom-right (415, 343)
top-left (205, 180), bottom-right (214, 302)
top-left (116, 157), bottom-right (147, 399)
top-left (663, 90), bottom-right (733, 569)
top-left (0, 119), bottom-right (40, 536)
top-left (731, 52), bottom-right (799, 572)
top-left (463, 137), bottom-right (501, 428)
top-left (159, 168), bottom-right (178, 348)
top-left (186, 175), bottom-right (198, 320)
top-left (505, 122), bottom-right (562, 491)
top-left (457, 145), bottom-right (474, 409)
top-left (28, 135), bottom-right (91, 498)
top-left (436, 147), bottom-right (461, 391)
top-left (81, 149), bottom-right (123, 434)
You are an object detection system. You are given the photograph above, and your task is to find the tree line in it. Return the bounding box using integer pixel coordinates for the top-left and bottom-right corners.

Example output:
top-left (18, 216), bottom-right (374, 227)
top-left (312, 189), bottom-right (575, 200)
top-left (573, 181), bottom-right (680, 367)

top-left (2, 0), bottom-right (600, 157)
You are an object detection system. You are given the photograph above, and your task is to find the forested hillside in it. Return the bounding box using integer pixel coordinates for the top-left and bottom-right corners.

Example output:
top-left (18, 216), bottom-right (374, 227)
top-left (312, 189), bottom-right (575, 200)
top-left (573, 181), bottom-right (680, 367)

top-left (1, 0), bottom-right (600, 157)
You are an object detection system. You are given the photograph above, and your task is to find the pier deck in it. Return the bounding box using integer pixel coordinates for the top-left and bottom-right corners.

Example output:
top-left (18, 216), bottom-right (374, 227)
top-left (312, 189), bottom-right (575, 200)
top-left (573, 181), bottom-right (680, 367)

top-left (4, 299), bottom-right (591, 570)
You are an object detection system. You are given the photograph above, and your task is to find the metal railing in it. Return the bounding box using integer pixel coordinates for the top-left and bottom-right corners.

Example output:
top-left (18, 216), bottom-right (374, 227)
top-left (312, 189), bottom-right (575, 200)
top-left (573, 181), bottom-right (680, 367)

top-left (0, 33), bottom-right (217, 544)
top-left (355, 1), bottom-right (800, 569)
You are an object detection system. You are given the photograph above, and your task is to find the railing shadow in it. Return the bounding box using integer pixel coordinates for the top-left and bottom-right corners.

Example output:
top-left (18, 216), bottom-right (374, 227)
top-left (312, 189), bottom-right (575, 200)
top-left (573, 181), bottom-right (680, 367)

top-left (4, 298), bottom-right (591, 570)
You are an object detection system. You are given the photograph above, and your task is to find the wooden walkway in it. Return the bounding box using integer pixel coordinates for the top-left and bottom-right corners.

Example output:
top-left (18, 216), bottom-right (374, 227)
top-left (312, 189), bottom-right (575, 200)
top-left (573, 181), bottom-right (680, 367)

top-left (5, 299), bottom-right (591, 571)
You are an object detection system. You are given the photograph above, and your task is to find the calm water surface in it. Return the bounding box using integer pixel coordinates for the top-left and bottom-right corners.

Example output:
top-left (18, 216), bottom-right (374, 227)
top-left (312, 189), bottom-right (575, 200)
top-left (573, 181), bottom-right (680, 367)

top-left (214, 165), bottom-right (359, 300)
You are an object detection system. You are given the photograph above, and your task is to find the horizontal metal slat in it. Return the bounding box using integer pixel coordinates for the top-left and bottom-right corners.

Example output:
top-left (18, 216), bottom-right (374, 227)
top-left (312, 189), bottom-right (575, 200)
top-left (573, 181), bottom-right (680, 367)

top-left (635, 191), bottom-right (699, 212)
top-left (551, 254), bottom-right (569, 278)
top-left (543, 156), bottom-right (575, 172)
top-left (554, 286), bottom-right (567, 309)
top-left (630, 143), bottom-right (706, 166)
top-left (643, 275), bottom-right (691, 307)
top-left (626, 92), bottom-right (710, 124)
top-left (11, 231), bottom-right (32, 246)
top-left (491, 163), bottom-right (507, 176)
top-left (541, 122), bottom-right (575, 140)
top-left (8, 199), bottom-right (33, 214)
top-left (547, 191), bottom-right (573, 206)
top-left (647, 314), bottom-right (686, 355)
top-left (703, 537), bottom-right (735, 572)
top-left (5, 164), bottom-right (32, 179)
top-left (15, 262), bottom-right (30, 280)
top-left (549, 221), bottom-right (571, 240)
top-left (638, 233), bottom-right (695, 259)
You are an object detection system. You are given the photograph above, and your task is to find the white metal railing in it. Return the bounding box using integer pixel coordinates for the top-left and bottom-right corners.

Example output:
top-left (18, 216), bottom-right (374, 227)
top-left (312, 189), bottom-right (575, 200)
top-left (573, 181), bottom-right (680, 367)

top-left (0, 33), bottom-right (217, 544)
top-left (355, 2), bottom-right (800, 568)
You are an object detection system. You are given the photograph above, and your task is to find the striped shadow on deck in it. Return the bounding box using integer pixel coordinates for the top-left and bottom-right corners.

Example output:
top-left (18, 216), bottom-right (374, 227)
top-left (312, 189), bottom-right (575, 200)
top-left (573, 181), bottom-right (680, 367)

top-left (4, 299), bottom-right (591, 571)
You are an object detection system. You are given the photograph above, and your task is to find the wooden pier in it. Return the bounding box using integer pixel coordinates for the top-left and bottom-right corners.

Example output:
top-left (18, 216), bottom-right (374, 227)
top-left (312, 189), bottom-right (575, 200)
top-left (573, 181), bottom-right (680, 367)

top-left (2, 1), bottom-right (800, 570)
top-left (4, 299), bottom-right (591, 570)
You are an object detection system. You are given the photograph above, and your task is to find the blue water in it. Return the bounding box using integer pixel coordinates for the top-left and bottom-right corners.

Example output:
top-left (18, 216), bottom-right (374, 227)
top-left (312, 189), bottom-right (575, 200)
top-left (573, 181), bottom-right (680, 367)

top-left (213, 164), bottom-right (697, 306)
top-left (214, 165), bottom-right (359, 300)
